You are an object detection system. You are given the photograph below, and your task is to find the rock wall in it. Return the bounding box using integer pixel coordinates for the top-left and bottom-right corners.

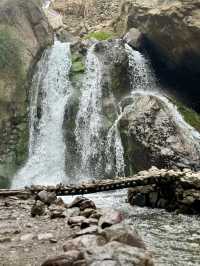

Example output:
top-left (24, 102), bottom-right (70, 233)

top-left (128, 167), bottom-right (200, 214)
top-left (50, 0), bottom-right (121, 34)
top-left (0, 0), bottom-right (53, 182)
top-left (114, 0), bottom-right (200, 112)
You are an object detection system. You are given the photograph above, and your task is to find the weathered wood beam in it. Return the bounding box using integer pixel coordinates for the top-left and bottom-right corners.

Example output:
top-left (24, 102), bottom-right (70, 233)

top-left (0, 173), bottom-right (184, 198)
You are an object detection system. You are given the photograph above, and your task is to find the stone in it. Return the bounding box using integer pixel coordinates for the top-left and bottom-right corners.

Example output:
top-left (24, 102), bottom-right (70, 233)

top-left (68, 216), bottom-right (87, 227)
top-left (20, 234), bottom-right (34, 241)
top-left (49, 206), bottom-right (66, 219)
top-left (37, 190), bottom-right (57, 205)
top-left (38, 233), bottom-right (54, 241)
top-left (31, 201), bottom-right (46, 217)
top-left (76, 225), bottom-right (98, 236)
top-left (100, 223), bottom-right (146, 249)
top-left (123, 27), bottom-right (144, 50)
top-left (68, 196), bottom-right (87, 208)
top-left (79, 199), bottom-right (96, 211)
top-left (85, 241), bottom-right (154, 266)
top-left (66, 207), bottom-right (80, 217)
top-left (80, 208), bottom-right (95, 218)
top-left (98, 209), bottom-right (124, 229)
top-left (41, 251), bottom-right (84, 266)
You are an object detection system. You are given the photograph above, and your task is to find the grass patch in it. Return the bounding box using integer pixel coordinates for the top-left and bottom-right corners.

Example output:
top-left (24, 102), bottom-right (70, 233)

top-left (70, 52), bottom-right (85, 74)
top-left (84, 31), bottom-right (114, 41)
top-left (170, 97), bottom-right (200, 132)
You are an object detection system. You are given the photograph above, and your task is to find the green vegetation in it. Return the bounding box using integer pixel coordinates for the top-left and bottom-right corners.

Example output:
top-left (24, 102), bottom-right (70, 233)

top-left (0, 28), bottom-right (22, 76)
top-left (84, 31), bottom-right (114, 41)
top-left (170, 97), bottom-right (200, 132)
top-left (70, 52), bottom-right (85, 74)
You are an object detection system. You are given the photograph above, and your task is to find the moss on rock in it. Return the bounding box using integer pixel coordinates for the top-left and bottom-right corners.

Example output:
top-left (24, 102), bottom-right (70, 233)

top-left (84, 31), bottom-right (115, 41)
top-left (170, 97), bottom-right (200, 133)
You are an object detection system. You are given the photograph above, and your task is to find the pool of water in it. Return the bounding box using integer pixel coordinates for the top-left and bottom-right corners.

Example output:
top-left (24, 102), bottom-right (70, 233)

top-left (63, 189), bottom-right (200, 266)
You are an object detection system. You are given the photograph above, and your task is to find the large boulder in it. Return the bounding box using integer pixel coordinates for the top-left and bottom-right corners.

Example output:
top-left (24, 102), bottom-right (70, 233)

top-left (119, 93), bottom-right (200, 174)
top-left (0, 0), bottom-right (53, 181)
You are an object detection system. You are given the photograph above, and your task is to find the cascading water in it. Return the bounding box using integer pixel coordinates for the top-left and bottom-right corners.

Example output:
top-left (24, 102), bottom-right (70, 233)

top-left (106, 110), bottom-right (125, 178)
top-left (125, 44), bottom-right (200, 150)
top-left (12, 41), bottom-right (72, 188)
top-left (75, 44), bottom-right (125, 180)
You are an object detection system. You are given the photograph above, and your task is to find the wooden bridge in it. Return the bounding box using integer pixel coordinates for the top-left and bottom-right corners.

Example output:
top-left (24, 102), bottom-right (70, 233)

top-left (0, 170), bottom-right (185, 198)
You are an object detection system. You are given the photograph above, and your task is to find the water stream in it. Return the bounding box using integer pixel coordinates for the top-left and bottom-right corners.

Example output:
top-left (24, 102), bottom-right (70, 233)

top-left (12, 41), bottom-right (72, 188)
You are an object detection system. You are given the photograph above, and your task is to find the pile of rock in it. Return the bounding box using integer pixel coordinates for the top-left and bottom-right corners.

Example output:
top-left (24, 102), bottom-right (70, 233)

top-left (31, 192), bottom-right (154, 265)
top-left (128, 167), bottom-right (200, 214)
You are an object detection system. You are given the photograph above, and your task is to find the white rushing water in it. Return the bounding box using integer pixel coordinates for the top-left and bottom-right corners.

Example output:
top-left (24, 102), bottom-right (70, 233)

top-left (12, 41), bottom-right (72, 188)
top-left (75, 45), bottom-right (104, 179)
top-left (106, 111), bottom-right (125, 177)
top-left (75, 44), bottom-right (125, 180)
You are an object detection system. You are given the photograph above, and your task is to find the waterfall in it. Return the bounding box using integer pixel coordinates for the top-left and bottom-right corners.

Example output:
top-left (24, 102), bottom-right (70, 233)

top-left (106, 111), bottom-right (125, 177)
top-left (12, 41), bottom-right (72, 188)
top-left (75, 44), bottom-right (125, 180)
top-left (125, 44), bottom-right (200, 151)
top-left (75, 45), bottom-right (105, 180)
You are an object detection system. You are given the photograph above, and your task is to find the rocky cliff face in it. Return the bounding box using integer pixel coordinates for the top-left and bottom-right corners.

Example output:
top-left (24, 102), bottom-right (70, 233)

top-left (0, 0), bottom-right (53, 183)
top-left (115, 0), bottom-right (200, 111)
top-left (116, 0), bottom-right (200, 73)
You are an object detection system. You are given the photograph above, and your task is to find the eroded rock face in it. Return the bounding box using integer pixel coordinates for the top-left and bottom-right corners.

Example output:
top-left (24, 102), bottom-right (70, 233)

top-left (50, 0), bottom-right (121, 35)
top-left (119, 93), bottom-right (200, 173)
top-left (117, 0), bottom-right (200, 74)
top-left (115, 0), bottom-right (200, 111)
top-left (0, 0), bottom-right (53, 181)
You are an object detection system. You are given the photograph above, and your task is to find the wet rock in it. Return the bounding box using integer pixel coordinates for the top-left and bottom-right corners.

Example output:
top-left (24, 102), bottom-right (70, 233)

top-left (98, 209), bottom-right (124, 229)
top-left (31, 201), bottom-right (46, 217)
top-left (123, 27), bottom-right (144, 50)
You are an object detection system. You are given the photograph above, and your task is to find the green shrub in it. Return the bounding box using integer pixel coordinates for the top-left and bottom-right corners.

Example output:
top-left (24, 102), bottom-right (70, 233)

top-left (70, 52), bottom-right (85, 74)
top-left (84, 31), bottom-right (114, 41)
top-left (170, 97), bottom-right (200, 132)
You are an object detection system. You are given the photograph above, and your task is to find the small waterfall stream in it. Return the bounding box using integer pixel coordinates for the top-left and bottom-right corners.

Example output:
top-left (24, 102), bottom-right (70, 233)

top-left (12, 41), bottom-right (72, 188)
top-left (75, 45), bottom-right (105, 179)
